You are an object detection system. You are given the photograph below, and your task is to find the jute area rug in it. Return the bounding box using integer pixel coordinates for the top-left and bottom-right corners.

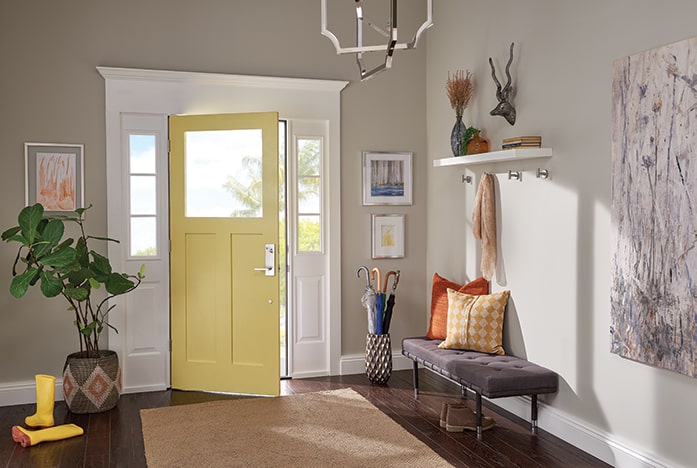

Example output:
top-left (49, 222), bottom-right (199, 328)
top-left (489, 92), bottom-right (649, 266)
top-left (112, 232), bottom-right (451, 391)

top-left (140, 387), bottom-right (452, 467)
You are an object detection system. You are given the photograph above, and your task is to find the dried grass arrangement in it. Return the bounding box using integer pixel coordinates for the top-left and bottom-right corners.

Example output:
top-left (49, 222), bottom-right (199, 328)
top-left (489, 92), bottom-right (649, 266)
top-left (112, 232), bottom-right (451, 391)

top-left (446, 70), bottom-right (474, 117)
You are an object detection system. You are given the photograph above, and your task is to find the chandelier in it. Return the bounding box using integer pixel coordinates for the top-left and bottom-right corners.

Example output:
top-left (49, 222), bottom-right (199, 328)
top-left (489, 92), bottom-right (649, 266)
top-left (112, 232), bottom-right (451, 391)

top-left (321, 0), bottom-right (433, 81)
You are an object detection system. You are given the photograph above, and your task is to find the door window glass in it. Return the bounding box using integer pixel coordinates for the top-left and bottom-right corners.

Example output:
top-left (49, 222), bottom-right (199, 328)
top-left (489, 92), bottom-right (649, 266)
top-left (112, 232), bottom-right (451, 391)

top-left (129, 134), bottom-right (157, 257)
top-left (185, 129), bottom-right (263, 218)
top-left (296, 138), bottom-right (321, 252)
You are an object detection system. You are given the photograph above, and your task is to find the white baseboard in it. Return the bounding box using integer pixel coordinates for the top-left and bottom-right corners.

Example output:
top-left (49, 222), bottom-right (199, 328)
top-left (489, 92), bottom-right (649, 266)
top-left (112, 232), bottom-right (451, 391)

top-left (0, 379), bottom-right (168, 405)
top-left (339, 352), bottom-right (412, 376)
top-left (290, 369), bottom-right (333, 379)
top-left (0, 379), bottom-right (65, 407)
top-left (121, 384), bottom-right (167, 395)
top-left (492, 395), bottom-right (670, 468)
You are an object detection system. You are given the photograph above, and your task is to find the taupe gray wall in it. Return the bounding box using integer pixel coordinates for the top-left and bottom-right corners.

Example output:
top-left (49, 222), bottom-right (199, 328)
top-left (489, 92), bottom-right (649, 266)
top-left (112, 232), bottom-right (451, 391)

top-left (0, 2), bottom-right (427, 379)
top-left (426, 1), bottom-right (697, 466)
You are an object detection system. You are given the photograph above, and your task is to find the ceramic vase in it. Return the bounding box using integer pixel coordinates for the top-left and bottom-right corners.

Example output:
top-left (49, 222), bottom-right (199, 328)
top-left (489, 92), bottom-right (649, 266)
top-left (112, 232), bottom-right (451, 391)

top-left (450, 114), bottom-right (467, 156)
top-left (466, 130), bottom-right (490, 155)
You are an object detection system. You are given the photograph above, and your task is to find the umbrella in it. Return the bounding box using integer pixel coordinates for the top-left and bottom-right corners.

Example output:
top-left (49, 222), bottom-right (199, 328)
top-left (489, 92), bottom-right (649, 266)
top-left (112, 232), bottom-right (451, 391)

top-left (371, 268), bottom-right (385, 334)
top-left (356, 266), bottom-right (377, 334)
top-left (382, 270), bottom-right (400, 334)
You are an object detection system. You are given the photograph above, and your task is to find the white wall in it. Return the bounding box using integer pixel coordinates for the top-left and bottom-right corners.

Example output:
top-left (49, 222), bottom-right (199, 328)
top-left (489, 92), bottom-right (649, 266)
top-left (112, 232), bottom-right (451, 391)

top-left (426, 1), bottom-right (697, 467)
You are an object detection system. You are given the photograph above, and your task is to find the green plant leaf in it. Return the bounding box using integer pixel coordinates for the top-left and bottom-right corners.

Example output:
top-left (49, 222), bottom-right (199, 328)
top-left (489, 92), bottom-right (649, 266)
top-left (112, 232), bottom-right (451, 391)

top-left (10, 268), bottom-right (39, 298)
top-left (105, 272), bottom-right (135, 295)
top-left (90, 251), bottom-right (112, 275)
top-left (87, 235), bottom-right (120, 244)
top-left (39, 271), bottom-right (64, 297)
top-left (3, 233), bottom-right (28, 245)
top-left (66, 268), bottom-right (90, 287)
top-left (40, 247), bottom-right (77, 268)
top-left (40, 219), bottom-right (65, 244)
top-left (1, 226), bottom-right (21, 242)
top-left (75, 237), bottom-right (89, 267)
top-left (18, 204), bottom-right (44, 244)
top-left (31, 240), bottom-right (53, 259)
top-left (80, 321), bottom-right (97, 337)
top-left (65, 285), bottom-right (89, 301)
top-left (33, 220), bottom-right (65, 258)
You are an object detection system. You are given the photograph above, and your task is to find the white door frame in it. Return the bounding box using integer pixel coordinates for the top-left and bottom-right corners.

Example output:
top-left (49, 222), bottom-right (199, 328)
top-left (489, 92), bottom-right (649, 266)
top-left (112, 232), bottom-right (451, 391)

top-left (99, 67), bottom-right (347, 392)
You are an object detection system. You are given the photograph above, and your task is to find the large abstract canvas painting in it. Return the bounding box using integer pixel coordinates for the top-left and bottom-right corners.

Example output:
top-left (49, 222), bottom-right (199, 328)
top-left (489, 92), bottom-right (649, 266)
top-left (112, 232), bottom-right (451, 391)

top-left (610, 36), bottom-right (697, 377)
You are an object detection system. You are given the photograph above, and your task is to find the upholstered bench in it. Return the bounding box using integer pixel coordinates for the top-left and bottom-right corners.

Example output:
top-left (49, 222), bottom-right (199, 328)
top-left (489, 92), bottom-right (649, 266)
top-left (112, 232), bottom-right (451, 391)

top-left (402, 336), bottom-right (558, 436)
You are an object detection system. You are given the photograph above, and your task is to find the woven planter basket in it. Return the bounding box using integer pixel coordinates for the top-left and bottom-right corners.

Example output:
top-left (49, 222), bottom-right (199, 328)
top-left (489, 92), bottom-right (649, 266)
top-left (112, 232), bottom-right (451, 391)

top-left (365, 333), bottom-right (392, 385)
top-left (62, 350), bottom-right (121, 414)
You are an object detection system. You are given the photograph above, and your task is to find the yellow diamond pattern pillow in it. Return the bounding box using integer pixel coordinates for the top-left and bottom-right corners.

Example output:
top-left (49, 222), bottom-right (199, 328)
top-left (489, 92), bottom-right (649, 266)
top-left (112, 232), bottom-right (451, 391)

top-left (438, 289), bottom-right (510, 355)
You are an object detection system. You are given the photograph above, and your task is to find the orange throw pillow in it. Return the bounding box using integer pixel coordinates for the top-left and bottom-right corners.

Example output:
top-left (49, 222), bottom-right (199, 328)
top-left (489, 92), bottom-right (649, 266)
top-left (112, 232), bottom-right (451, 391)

top-left (426, 273), bottom-right (489, 340)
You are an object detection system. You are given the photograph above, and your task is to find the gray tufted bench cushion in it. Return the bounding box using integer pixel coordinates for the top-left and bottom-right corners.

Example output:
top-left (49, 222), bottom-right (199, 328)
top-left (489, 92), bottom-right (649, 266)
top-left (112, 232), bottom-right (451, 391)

top-left (402, 336), bottom-right (558, 435)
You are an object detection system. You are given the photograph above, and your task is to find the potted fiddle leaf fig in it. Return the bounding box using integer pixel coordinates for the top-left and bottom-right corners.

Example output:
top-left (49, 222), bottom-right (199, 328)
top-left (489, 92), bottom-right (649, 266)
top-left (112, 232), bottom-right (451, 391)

top-left (2, 203), bottom-right (144, 413)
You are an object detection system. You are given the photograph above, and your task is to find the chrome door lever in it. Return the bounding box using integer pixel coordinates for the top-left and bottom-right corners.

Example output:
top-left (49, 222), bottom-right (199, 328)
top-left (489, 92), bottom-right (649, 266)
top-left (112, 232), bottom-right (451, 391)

top-left (253, 244), bottom-right (276, 277)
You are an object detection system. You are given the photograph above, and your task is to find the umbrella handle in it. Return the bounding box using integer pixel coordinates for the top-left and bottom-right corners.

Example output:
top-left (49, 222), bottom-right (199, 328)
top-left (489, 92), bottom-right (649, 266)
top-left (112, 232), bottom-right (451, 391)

top-left (383, 270), bottom-right (399, 294)
top-left (391, 270), bottom-right (401, 292)
top-left (371, 268), bottom-right (382, 293)
top-left (356, 266), bottom-right (372, 289)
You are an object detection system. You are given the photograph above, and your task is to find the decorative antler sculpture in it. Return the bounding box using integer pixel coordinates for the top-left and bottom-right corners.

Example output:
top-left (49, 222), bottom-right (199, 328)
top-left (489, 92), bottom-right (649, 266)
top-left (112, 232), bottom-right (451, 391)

top-left (488, 42), bottom-right (516, 125)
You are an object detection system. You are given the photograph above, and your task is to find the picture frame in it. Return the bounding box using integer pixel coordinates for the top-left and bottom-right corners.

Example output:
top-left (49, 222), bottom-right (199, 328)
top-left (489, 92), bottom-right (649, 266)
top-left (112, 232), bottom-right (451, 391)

top-left (371, 214), bottom-right (405, 259)
top-left (362, 151), bottom-right (412, 205)
top-left (25, 142), bottom-right (85, 213)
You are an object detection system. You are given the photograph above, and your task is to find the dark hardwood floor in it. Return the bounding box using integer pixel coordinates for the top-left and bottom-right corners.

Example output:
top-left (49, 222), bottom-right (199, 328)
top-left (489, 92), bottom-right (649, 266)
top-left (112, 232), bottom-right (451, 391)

top-left (1, 369), bottom-right (609, 467)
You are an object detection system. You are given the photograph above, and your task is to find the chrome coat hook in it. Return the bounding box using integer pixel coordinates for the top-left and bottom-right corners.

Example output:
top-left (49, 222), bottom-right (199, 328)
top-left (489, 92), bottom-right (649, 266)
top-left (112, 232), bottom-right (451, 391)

top-left (536, 168), bottom-right (550, 179)
top-left (508, 170), bottom-right (521, 181)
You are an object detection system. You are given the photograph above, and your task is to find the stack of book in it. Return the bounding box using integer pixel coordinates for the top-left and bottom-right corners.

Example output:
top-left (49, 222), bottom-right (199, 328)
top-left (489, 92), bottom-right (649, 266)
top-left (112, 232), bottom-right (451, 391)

top-left (501, 135), bottom-right (542, 149)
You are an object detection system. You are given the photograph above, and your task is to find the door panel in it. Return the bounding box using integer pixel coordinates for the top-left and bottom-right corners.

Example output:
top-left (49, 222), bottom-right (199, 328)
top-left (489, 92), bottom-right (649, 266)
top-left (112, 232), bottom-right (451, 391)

top-left (169, 112), bottom-right (279, 395)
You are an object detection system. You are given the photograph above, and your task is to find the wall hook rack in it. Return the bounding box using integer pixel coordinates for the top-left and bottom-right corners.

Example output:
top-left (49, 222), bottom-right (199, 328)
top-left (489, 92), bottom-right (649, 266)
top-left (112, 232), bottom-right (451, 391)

top-left (461, 174), bottom-right (472, 184)
top-left (536, 168), bottom-right (550, 179)
top-left (508, 170), bottom-right (521, 181)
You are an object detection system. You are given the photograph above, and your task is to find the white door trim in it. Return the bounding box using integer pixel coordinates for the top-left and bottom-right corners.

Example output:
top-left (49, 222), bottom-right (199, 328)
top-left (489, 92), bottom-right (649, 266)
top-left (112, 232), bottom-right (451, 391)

top-left (99, 67), bottom-right (347, 392)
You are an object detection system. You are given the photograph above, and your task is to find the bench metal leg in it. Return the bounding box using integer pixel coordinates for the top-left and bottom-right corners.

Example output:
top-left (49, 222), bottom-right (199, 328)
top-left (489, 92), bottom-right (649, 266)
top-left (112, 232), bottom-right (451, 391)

top-left (531, 394), bottom-right (538, 433)
top-left (412, 361), bottom-right (419, 399)
top-left (475, 393), bottom-right (483, 439)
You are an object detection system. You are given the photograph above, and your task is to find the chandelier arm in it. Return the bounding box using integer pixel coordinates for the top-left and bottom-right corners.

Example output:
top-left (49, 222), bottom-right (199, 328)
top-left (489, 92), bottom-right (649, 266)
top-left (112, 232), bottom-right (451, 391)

top-left (407, 0), bottom-right (433, 49)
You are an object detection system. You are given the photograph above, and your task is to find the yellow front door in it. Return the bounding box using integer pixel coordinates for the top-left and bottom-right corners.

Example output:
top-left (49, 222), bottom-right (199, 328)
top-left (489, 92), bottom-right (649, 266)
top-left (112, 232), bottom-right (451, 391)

top-left (169, 112), bottom-right (280, 395)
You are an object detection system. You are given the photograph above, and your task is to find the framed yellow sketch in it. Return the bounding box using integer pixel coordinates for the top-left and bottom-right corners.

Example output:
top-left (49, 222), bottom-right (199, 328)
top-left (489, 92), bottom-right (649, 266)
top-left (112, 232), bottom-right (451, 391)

top-left (371, 214), bottom-right (405, 259)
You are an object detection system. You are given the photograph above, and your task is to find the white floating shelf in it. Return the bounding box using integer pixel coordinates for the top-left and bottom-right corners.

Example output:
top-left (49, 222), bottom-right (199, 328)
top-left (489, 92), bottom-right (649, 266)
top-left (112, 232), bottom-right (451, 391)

top-left (433, 147), bottom-right (553, 168)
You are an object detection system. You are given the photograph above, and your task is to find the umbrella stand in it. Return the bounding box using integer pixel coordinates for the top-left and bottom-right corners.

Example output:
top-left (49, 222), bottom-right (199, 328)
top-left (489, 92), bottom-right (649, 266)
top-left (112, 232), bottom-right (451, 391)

top-left (358, 266), bottom-right (397, 385)
top-left (365, 332), bottom-right (392, 385)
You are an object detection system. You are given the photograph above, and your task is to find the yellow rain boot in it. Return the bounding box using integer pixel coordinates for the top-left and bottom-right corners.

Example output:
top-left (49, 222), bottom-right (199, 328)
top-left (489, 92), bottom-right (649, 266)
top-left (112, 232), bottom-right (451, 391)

top-left (25, 374), bottom-right (55, 428)
top-left (12, 424), bottom-right (84, 448)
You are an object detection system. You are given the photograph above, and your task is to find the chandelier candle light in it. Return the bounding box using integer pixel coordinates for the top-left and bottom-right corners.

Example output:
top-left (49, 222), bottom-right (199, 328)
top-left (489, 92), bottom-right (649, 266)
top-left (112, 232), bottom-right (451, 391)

top-left (447, 70), bottom-right (474, 156)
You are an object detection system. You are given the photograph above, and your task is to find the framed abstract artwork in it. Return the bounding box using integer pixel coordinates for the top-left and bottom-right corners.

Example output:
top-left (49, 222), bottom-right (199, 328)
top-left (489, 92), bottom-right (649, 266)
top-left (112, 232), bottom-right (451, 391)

top-left (362, 151), bottom-right (412, 205)
top-left (25, 142), bottom-right (85, 213)
top-left (610, 36), bottom-right (697, 377)
top-left (371, 213), bottom-right (405, 259)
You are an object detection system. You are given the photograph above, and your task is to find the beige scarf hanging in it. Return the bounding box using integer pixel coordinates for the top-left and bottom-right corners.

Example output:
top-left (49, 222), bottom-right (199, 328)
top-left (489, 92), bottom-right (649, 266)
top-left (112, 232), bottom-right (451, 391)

top-left (472, 173), bottom-right (497, 280)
